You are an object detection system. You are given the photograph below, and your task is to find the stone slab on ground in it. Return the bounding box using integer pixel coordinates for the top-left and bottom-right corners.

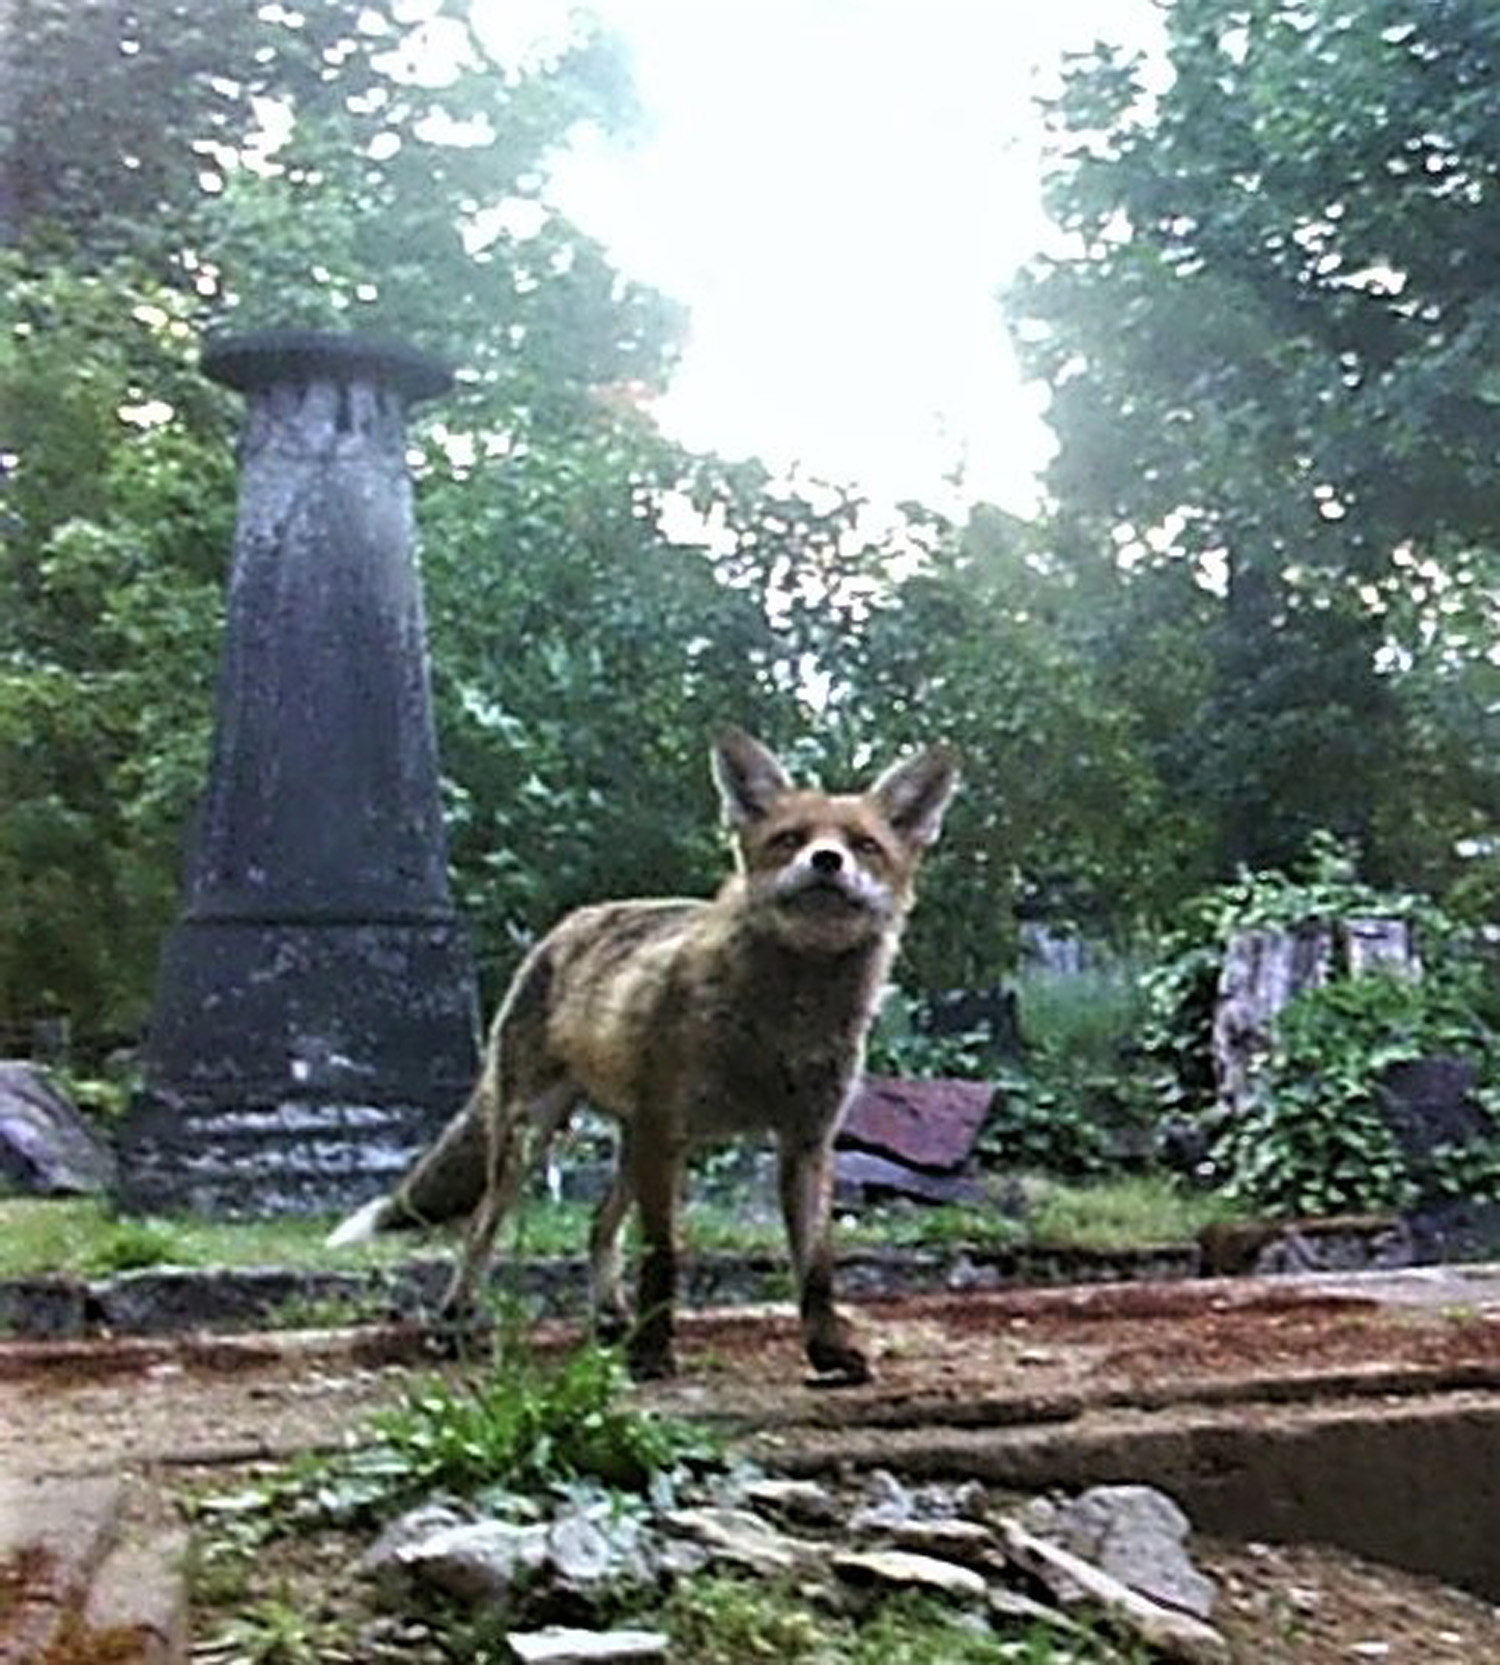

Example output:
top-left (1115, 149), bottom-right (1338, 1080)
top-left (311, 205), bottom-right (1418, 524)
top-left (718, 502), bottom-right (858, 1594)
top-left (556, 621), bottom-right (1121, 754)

top-left (0, 1474), bottom-right (123, 1662)
top-left (0, 1064), bottom-right (115, 1196)
top-left (839, 1077), bottom-right (996, 1173)
top-left (83, 1527), bottom-right (190, 1664)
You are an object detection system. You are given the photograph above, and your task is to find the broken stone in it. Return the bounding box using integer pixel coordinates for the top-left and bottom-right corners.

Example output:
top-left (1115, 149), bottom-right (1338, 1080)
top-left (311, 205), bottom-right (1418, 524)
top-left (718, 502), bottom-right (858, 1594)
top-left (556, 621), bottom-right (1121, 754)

top-left (839, 1077), bottom-right (996, 1173)
top-left (1000, 1518), bottom-right (1228, 1663)
top-left (740, 1477), bottom-right (843, 1527)
top-left (0, 1062), bottom-right (115, 1195)
top-left (358, 1501), bottom-right (472, 1588)
top-left (887, 1518), bottom-right (997, 1566)
top-left (1050, 1485), bottom-right (1216, 1619)
top-left (833, 1548), bottom-right (988, 1604)
top-left (833, 1148), bottom-right (984, 1206)
top-left (848, 1469), bottom-right (916, 1532)
top-left (395, 1518), bottom-right (550, 1604)
top-left (506, 1628), bottom-right (668, 1664)
top-left (660, 1506), bottom-right (813, 1575)
top-left (547, 1504), bottom-right (651, 1593)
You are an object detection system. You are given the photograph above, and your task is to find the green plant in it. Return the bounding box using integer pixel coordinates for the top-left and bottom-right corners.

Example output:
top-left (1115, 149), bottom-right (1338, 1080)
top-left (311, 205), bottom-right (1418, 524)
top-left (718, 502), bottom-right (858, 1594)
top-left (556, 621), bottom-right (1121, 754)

top-left (980, 1066), bottom-right (1112, 1178)
top-left (1214, 970), bottom-right (1495, 1215)
top-left (1140, 832), bottom-right (1458, 1114)
top-left (83, 1215), bottom-right (191, 1274)
top-left (865, 988), bottom-right (993, 1080)
top-left (200, 1592), bottom-right (356, 1664)
top-left (1025, 1175), bottom-right (1243, 1252)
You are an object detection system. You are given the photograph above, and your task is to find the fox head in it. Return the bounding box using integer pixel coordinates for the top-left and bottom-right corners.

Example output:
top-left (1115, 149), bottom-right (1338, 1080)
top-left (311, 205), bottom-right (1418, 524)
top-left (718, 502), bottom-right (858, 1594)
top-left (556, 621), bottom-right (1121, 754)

top-left (712, 729), bottom-right (959, 953)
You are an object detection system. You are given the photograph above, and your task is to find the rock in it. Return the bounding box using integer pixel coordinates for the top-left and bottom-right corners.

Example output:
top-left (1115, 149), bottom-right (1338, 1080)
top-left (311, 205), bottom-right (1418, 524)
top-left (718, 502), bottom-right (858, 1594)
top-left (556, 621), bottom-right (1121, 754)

top-left (547, 1504), bottom-right (651, 1593)
top-left (358, 1501), bottom-right (472, 1591)
top-left (833, 1148), bottom-right (984, 1206)
top-left (0, 1062), bottom-right (115, 1194)
top-left (887, 1518), bottom-right (997, 1565)
top-left (740, 1477), bottom-right (843, 1527)
top-left (1378, 1055), bottom-right (1487, 1190)
top-left (849, 1469), bottom-right (917, 1531)
top-left (660, 1506), bottom-right (813, 1575)
top-left (833, 1548), bottom-right (989, 1604)
top-left (1000, 1517), bottom-right (1228, 1663)
top-left (839, 1078), bottom-right (996, 1173)
top-left (1049, 1486), bottom-right (1216, 1619)
top-left (506, 1627), bottom-right (669, 1664)
top-left (396, 1518), bottom-right (550, 1604)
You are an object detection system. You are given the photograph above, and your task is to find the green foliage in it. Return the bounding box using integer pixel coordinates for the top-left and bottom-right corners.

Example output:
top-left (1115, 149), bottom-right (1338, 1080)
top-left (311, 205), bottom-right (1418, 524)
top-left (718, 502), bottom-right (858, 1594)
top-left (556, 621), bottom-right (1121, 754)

top-left (981, 1069), bottom-right (1112, 1179)
top-left (1216, 970), bottom-right (1496, 1216)
top-left (864, 989), bottom-right (993, 1081)
top-left (357, 1347), bottom-right (710, 1505)
top-left (1140, 833), bottom-right (1452, 1113)
top-left (1010, 0), bottom-right (1500, 887)
top-left (1025, 1175), bottom-right (1244, 1253)
top-left (656, 1576), bottom-right (1124, 1665)
top-left (1141, 838), bottom-right (1500, 1215)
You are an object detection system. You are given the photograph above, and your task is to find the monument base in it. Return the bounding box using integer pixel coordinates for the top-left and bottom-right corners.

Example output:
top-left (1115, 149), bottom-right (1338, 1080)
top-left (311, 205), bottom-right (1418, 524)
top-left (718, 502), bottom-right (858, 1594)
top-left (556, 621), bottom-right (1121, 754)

top-left (115, 1091), bottom-right (462, 1217)
top-left (117, 916), bottom-right (480, 1216)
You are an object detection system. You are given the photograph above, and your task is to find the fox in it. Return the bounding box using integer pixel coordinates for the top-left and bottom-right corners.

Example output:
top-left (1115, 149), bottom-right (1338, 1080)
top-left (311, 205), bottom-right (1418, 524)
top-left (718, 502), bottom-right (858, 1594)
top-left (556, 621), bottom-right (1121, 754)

top-left (331, 728), bottom-right (958, 1384)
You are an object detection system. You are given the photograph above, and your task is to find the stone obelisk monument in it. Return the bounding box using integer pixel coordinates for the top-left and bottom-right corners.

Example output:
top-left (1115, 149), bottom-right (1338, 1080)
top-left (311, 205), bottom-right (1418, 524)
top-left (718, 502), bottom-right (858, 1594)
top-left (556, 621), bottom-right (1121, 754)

top-left (118, 330), bottom-right (479, 1215)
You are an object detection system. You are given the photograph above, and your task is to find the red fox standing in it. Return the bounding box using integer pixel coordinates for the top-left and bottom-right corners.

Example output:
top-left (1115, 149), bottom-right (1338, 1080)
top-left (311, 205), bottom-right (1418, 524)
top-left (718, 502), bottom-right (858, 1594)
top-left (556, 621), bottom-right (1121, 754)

top-left (331, 729), bottom-right (958, 1384)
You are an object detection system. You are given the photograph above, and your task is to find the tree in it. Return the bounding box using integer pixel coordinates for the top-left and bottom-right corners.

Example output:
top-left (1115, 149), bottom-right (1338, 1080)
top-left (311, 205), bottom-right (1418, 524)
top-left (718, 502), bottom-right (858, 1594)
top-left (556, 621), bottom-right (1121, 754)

top-left (0, 1), bottom-right (704, 1038)
top-left (1009, 0), bottom-right (1500, 886)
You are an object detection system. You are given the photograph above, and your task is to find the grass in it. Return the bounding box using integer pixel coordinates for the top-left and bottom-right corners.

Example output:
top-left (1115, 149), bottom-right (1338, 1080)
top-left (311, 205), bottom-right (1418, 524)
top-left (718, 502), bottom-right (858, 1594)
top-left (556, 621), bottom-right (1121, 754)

top-left (0, 1167), bottom-right (1250, 1283)
top-left (654, 1576), bottom-right (1130, 1664)
top-left (1026, 1174), bottom-right (1243, 1252)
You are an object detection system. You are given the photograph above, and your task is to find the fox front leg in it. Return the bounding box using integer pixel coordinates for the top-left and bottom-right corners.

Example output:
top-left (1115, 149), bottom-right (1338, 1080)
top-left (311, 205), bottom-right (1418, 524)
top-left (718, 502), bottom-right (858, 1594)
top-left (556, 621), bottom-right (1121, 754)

top-left (778, 1132), bottom-right (870, 1385)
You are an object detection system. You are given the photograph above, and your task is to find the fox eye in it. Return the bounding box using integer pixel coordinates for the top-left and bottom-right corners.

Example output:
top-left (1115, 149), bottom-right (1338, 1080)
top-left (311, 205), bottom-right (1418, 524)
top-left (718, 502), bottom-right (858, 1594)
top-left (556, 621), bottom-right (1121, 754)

top-left (851, 834), bottom-right (884, 858)
top-left (767, 827), bottom-right (806, 854)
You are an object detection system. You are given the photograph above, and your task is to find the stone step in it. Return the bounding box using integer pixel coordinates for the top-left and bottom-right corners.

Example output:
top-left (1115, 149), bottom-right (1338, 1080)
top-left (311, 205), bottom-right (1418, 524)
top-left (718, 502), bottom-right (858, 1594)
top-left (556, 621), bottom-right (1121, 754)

top-left (0, 1475), bottom-right (123, 1662)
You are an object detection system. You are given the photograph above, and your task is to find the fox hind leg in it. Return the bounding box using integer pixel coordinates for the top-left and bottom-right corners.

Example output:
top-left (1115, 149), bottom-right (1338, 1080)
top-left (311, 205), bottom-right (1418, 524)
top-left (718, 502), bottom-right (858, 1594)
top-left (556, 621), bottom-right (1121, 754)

top-left (588, 1160), bottom-right (634, 1344)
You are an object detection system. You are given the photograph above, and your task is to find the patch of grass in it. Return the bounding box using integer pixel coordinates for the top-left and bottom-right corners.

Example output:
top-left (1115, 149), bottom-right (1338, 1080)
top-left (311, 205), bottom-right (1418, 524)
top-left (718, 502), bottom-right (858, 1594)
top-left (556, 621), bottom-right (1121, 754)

top-left (0, 1197), bottom-right (432, 1279)
top-left (843, 1202), bottom-right (1026, 1252)
top-left (191, 1343), bottom-right (717, 1542)
top-left (1016, 960), bottom-right (1145, 1069)
top-left (656, 1576), bottom-right (1126, 1663)
top-left (1026, 1174), bottom-right (1245, 1252)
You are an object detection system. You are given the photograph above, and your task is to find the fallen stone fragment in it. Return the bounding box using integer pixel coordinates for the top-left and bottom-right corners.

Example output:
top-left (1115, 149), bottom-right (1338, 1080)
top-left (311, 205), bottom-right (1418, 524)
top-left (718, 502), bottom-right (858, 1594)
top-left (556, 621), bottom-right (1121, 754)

top-left (506, 1627), bottom-right (669, 1663)
top-left (0, 1062), bottom-right (115, 1194)
top-left (660, 1506), bottom-right (814, 1575)
top-left (839, 1077), bottom-right (996, 1173)
top-left (887, 1517), bottom-right (998, 1566)
top-left (1051, 1484), bottom-right (1217, 1618)
top-left (82, 1525), bottom-right (191, 1665)
top-left (547, 1504), bottom-right (652, 1593)
top-left (999, 1519), bottom-right (1228, 1663)
top-left (741, 1476), bottom-right (843, 1526)
top-left (357, 1501), bottom-right (472, 1593)
top-left (396, 1518), bottom-right (550, 1604)
top-left (848, 1467), bottom-right (916, 1530)
top-left (833, 1547), bottom-right (989, 1603)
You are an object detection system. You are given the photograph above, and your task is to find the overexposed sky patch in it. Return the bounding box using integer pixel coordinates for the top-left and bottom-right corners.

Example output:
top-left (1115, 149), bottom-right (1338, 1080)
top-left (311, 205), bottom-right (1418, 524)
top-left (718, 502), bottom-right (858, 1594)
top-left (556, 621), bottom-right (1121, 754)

top-left (474, 0), bottom-right (1161, 514)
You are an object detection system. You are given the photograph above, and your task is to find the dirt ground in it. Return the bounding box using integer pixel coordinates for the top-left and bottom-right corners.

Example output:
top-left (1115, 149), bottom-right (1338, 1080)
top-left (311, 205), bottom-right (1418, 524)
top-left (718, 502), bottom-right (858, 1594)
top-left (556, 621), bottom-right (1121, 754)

top-left (4, 1270), bottom-right (1500, 1661)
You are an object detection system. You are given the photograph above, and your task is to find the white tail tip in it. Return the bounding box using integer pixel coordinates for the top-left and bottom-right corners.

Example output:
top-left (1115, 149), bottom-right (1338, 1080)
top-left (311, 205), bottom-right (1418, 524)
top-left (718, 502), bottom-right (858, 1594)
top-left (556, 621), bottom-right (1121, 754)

top-left (327, 1196), bottom-right (391, 1248)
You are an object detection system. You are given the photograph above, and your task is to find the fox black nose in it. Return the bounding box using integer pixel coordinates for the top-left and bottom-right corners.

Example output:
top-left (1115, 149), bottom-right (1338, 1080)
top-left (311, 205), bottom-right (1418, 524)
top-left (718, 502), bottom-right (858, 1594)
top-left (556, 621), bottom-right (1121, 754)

top-left (810, 846), bottom-right (844, 875)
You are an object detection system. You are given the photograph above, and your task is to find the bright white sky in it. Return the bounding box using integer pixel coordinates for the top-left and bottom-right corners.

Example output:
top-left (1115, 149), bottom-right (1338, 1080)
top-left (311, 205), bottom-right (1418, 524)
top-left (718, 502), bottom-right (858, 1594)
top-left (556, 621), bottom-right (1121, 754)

top-left (472, 0), bottom-right (1161, 516)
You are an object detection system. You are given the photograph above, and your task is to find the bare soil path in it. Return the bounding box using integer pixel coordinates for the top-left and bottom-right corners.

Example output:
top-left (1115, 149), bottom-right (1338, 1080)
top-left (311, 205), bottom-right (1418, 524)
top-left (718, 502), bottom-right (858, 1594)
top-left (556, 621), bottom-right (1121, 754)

top-left (4, 1266), bottom-right (1500, 1661)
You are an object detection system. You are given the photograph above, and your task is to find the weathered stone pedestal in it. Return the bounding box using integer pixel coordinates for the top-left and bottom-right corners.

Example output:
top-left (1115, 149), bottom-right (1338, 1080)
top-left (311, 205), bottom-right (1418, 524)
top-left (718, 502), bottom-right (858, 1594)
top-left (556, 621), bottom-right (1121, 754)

top-left (117, 331), bottom-right (479, 1216)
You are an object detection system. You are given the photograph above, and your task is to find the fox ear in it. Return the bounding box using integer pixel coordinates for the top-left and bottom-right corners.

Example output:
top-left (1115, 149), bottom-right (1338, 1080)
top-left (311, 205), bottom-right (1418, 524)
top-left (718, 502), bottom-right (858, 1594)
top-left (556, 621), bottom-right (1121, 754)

top-left (712, 729), bottom-right (794, 825)
top-left (869, 745), bottom-right (960, 848)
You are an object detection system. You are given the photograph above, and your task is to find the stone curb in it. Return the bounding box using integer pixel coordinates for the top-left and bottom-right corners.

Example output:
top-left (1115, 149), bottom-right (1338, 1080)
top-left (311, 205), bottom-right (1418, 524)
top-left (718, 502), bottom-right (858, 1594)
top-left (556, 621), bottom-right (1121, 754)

top-left (0, 1242), bottom-right (1202, 1342)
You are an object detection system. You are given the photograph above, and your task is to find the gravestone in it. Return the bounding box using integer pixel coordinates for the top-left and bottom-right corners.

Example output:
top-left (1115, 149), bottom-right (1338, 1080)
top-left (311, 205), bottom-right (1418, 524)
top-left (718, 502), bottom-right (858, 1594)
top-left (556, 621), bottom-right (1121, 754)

top-left (117, 331), bottom-right (479, 1216)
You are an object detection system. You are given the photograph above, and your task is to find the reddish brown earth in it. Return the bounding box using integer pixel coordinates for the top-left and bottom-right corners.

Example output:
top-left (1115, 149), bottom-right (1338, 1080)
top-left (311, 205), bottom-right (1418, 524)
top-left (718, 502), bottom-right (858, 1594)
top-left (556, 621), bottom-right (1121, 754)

top-left (3, 1268), bottom-right (1500, 1660)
